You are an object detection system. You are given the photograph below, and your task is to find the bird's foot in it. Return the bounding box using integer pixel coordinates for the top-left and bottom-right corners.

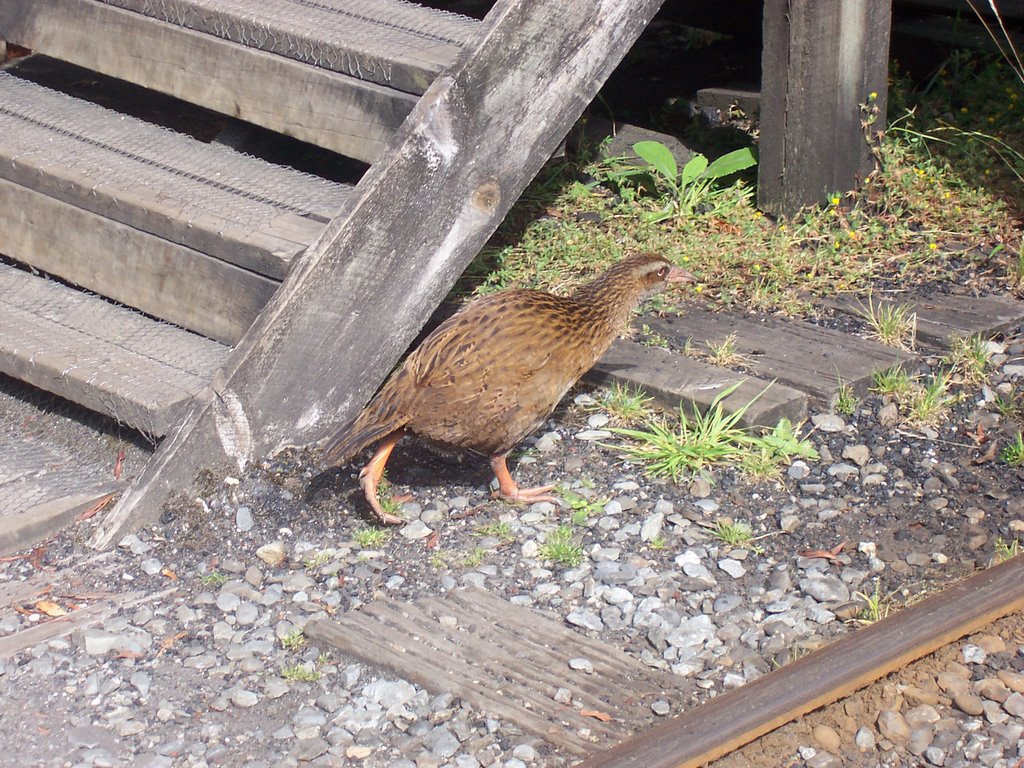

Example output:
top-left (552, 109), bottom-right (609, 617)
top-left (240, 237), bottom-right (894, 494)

top-left (358, 472), bottom-right (406, 526)
top-left (492, 483), bottom-right (558, 505)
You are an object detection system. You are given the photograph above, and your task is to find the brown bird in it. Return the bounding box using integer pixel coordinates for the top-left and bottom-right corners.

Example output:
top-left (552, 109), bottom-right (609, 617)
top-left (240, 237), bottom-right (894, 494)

top-left (322, 252), bottom-right (694, 524)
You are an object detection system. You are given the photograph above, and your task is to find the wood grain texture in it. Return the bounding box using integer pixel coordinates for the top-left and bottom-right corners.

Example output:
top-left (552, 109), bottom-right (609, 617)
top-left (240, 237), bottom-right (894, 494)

top-left (586, 339), bottom-right (807, 427)
top-left (758, 0), bottom-right (892, 215)
top-left (0, 177), bottom-right (277, 345)
top-left (642, 308), bottom-right (916, 404)
top-left (0, 0), bottom-right (418, 163)
top-left (577, 555), bottom-right (1024, 768)
top-left (92, 0), bottom-right (668, 548)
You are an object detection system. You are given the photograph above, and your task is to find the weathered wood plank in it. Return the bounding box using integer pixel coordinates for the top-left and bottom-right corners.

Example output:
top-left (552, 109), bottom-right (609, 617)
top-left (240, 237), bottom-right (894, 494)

top-left (92, 0), bottom-right (669, 548)
top-left (825, 293), bottom-right (1024, 349)
top-left (577, 555), bottom-right (1024, 768)
top-left (0, 177), bottom-right (277, 345)
top-left (758, 0), bottom-right (892, 215)
top-left (0, 70), bottom-right (350, 280)
top-left (0, 263), bottom-right (229, 435)
top-left (586, 339), bottom-right (807, 428)
top-left (0, 0), bottom-right (419, 163)
top-left (99, 0), bottom-right (479, 95)
top-left (642, 308), bottom-right (916, 404)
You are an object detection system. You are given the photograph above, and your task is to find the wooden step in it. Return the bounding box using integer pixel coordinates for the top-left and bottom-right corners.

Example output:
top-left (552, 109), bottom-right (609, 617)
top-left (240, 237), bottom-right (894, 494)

top-left (0, 262), bottom-right (229, 437)
top-left (0, 0), bottom-right (478, 162)
top-left (0, 70), bottom-right (353, 343)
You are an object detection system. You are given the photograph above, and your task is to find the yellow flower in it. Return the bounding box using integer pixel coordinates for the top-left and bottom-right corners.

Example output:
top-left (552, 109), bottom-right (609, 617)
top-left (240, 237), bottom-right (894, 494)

top-left (928, 242), bottom-right (938, 250)
top-left (868, 91), bottom-right (878, 100)
top-left (830, 195), bottom-right (841, 206)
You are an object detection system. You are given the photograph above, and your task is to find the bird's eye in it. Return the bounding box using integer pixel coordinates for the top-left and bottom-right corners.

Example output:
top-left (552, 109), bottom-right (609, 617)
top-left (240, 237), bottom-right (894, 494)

top-left (658, 266), bottom-right (668, 277)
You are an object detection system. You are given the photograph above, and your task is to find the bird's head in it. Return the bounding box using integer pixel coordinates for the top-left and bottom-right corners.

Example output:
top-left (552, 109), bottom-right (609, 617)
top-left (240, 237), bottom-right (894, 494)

top-left (616, 252), bottom-right (696, 300)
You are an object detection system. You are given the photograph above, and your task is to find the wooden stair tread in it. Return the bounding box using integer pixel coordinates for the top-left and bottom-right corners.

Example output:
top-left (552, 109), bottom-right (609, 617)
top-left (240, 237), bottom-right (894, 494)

top-left (0, 262), bottom-right (229, 437)
top-left (0, 71), bottom-right (351, 281)
top-left (100, 0), bottom-right (479, 95)
top-left (0, 431), bottom-right (122, 556)
top-left (642, 308), bottom-right (917, 405)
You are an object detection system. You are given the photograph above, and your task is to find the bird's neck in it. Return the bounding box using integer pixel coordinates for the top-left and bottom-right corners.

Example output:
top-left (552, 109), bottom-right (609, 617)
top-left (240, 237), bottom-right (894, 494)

top-left (571, 266), bottom-right (651, 334)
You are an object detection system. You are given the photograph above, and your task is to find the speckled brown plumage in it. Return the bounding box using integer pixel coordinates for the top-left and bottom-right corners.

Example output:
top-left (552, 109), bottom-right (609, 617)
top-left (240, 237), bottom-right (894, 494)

top-left (322, 252), bottom-right (692, 523)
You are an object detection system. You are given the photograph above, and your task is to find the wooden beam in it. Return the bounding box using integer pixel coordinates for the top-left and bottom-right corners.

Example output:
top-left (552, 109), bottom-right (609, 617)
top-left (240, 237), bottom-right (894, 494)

top-left (91, 0), bottom-right (667, 548)
top-left (0, 0), bottom-right (418, 163)
top-left (576, 555), bottom-right (1024, 768)
top-left (758, 0), bottom-right (892, 216)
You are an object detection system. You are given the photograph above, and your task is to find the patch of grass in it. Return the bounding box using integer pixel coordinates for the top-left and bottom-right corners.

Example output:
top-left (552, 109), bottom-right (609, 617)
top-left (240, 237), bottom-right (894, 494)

top-left (851, 582), bottom-right (894, 626)
top-left (304, 551), bottom-right (332, 570)
top-left (611, 383), bottom-right (758, 481)
top-left (638, 323), bottom-right (671, 349)
top-left (834, 377), bottom-right (858, 416)
top-left (280, 661), bottom-right (321, 683)
top-left (705, 518), bottom-right (755, 548)
top-left (738, 446), bottom-right (784, 482)
top-left (353, 526), bottom-right (390, 549)
top-left (559, 488), bottom-right (606, 526)
top-left (905, 372), bottom-right (955, 427)
top-left (857, 295), bottom-right (917, 351)
top-left (872, 365), bottom-right (915, 399)
top-left (752, 418), bottom-right (820, 462)
top-left (198, 570), bottom-right (228, 588)
top-left (474, 521), bottom-right (516, 543)
top-left (461, 547), bottom-right (487, 568)
top-left (1000, 431), bottom-right (1024, 466)
top-left (598, 383), bottom-right (654, 423)
top-left (993, 391), bottom-right (1023, 419)
top-left (943, 334), bottom-right (991, 385)
top-left (994, 536), bottom-right (1022, 564)
top-left (538, 525), bottom-right (584, 567)
top-left (705, 333), bottom-right (747, 368)
top-left (375, 477), bottom-right (403, 521)
top-left (648, 535), bottom-right (669, 551)
top-left (428, 551), bottom-right (449, 569)
top-left (280, 630), bottom-right (305, 651)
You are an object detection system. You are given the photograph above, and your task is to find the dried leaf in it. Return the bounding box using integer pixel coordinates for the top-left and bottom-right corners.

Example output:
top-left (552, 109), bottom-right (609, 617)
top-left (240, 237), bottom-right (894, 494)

top-left (973, 440), bottom-right (999, 465)
top-left (76, 494), bottom-right (115, 522)
top-left (35, 599), bottom-right (67, 617)
top-left (161, 568), bottom-right (178, 581)
top-left (579, 709), bottom-right (613, 722)
top-left (799, 540), bottom-right (848, 562)
top-left (425, 531), bottom-right (441, 550)
top-left (114, 449), bottom-right (126, 480)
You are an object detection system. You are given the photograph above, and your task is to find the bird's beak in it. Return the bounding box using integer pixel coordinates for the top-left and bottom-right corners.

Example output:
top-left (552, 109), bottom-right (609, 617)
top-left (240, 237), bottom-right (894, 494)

top-left (667, 266), bottom-right (696, 284)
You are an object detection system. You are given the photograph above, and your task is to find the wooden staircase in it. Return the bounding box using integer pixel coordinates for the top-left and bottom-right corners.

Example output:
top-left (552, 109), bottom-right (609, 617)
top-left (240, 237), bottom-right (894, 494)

top-left (0, 0), bottom-right (478, 438)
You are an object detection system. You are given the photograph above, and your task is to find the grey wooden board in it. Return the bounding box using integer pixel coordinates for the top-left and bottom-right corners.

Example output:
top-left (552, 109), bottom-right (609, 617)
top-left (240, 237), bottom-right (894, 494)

top-left (825, 293), bottom-right (1024, 349)
top-left (587, 339), bottom-right (807, 428)
top-left (0, 177), bottom-right (278, 344)
top-left (0, 263), bottom-right (229, 436)
top-left (0, 71), bottom-right (350, 280)
top-left (90, 0), bottom-right (669, 548)
top-left (98, 0), bottom-right (479, 95)
top-left (0, 432), bottom-right (121, 556)
top-left (641, 308), bottom-right (917, 405)
top-left (758, 0), bottom-right (892, 215)
top-left (0, 0), bottom-right (419, 164)
top-left (305, 588), bottom-right (679, 756)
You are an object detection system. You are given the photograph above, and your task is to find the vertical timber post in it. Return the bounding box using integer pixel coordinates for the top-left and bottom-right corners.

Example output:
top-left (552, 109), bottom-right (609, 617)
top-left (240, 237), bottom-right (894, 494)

top-left (758, 0), bottom-right (892, 216)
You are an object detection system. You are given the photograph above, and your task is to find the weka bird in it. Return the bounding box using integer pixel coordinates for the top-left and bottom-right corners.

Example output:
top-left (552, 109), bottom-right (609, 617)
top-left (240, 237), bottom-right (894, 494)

top-left (322, 252), bottom-right (694, 524)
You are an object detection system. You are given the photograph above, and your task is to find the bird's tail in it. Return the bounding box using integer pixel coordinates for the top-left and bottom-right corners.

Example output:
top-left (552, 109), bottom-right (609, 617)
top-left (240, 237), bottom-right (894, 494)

top-left (320, 390), bottom-right (409, 466)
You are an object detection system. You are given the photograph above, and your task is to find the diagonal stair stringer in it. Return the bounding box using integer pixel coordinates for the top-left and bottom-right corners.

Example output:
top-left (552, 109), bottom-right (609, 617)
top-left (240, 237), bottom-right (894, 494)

top-left (91, 0), bottom-right (668, 548)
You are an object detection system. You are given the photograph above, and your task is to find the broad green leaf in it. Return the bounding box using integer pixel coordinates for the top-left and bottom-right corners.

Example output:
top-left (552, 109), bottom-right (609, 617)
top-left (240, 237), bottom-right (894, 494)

top-left (679, 154), bottom-right (709, 186)
top-left (703, 147), bottom-right (758, 180)
top-left (632, 140), bottom-right (678, 182)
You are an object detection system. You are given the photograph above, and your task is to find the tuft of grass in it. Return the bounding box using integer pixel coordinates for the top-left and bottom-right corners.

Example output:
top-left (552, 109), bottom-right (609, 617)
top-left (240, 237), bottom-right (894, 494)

top-left (648, 535), bottom-right (669, 551)
top-left (198, 570), bottom-right (228, 588)
top-left (280, 630), bottom-right (306, 651)
top-left (872, 365), bottom-right (915, 399)
top-left (1001, 432), bottom-right (1024, 466)
top-left (851, 582), bottom-right (894, 626)
top-left (280, 661), bottom-right (321, 683)
top-left (857, 296), bottom-right (917, 351)
top-left (375, 477), bottom-right (404, 521)
top-left (538, 525), bottom-right (585, 567)
top-left (705, 518), bottom-right (755, 548)
top-left (738, 446), bottom-right (785, 482)
top-left (992, 391), bottom-right (1022, 419)
top-left (353, 526), bottom-right (390, 549)
top-left (834, 377), bottom-right (858, 416)
top-left (905, 372), bottom-right (955, 427)
top-left (474, 521), bottom-right (516, 543)
top-left (943, 334), bottom-right (991, 386)
top-left (994, 536), bottom-right (1022, 564)
top-left (304, 551), bottom-right (332, 570)
top-left (639, 323), bottom-right (671, 349)
top-left (705, 333), bottom-right (748, 368)
top-left (611, 383), bottom-right (759, 481)
top-left (598, 383), bottom-right (654, 423)
top-left (461, 547), bottom-right (487, 568)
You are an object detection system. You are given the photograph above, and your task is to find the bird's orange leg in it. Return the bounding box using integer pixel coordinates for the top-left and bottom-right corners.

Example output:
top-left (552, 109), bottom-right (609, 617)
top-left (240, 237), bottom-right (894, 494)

top-left (358, 431), bottom-right (406, 525)
top-left (489, 454), bottom-right (558, 505)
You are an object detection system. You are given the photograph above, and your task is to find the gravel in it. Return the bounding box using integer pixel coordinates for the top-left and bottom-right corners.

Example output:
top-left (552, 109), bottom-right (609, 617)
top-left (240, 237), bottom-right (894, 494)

top-left (0, 336), bottom-right (1022, 767)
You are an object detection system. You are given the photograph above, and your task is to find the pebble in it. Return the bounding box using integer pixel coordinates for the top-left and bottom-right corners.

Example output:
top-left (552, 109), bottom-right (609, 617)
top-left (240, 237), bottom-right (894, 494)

top-left (400, 520), bottom-right (433, 540)
top-left (256, 541), bottom-right (287, 567)
top-left (877, 710), bottom-right (911, 741)
top-left (236, 506), bottom-right (254, 532)
top-left (812, 413), bottom-right (846, 432)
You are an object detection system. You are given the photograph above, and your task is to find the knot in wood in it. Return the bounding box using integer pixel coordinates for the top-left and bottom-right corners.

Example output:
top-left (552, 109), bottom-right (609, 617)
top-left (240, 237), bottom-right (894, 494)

top-left (471, 181), bottom-right (500, 215)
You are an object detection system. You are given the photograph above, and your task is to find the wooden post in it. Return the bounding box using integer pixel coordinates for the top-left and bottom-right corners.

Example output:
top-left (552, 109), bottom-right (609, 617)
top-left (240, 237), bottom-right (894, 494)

top-left (758, 0), bottom-right (891, 216)
top-left (91, 0), bottom-right (667, 548)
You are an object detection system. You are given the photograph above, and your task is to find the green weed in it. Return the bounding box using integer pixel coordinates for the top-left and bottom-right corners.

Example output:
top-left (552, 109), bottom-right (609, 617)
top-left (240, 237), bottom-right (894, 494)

top-left (353, 526), bottom-right (390, 549)
top-left (858, 296), bottom-right (917, 351)
top-left (1000, 432), bottom-right (1024, 466)
top-left (538, 525), bottom-right (585, 567)
top-left (598, 383), bottom-right (654, 423)
top-left (280, 661), bottom-right (321, 683)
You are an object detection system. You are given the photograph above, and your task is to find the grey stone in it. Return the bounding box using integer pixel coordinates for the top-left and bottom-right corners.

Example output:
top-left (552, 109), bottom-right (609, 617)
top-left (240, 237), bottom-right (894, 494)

top-left (139, 557), bottom-right (163, 575)
top-left (1003, 692), bottom-right (1024, 717)
top-left (235, 506), bottom-right (254, 532)
top-left (800, 573), bottom-right (850, 603)
top-left (231, 689), bottom-right (259, 708)
top-left (364, 679), bottom-right (417, 710)
top-left (291, 737), bottom-right (329, 761)
top-left (566, 608), bottom-right (604, 631)
top-left (424, 726), bottom-right (460, 759)
top-left (842, 444), bottom-right (871, 467)
top-left (812, 413), bottom-right (846, 432)
top-left (568, 657), bottom-right (594, 673)
top-left (718, 559), bottom-right (746, 579)
top-left (877, 709), bottom-right (911, 741)
top-left (640, 512), bottom-right (665, 542)
top-left (236, 602), bottom-right (259, 626)
top-left (788, 461), bottom-right (810, 480)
